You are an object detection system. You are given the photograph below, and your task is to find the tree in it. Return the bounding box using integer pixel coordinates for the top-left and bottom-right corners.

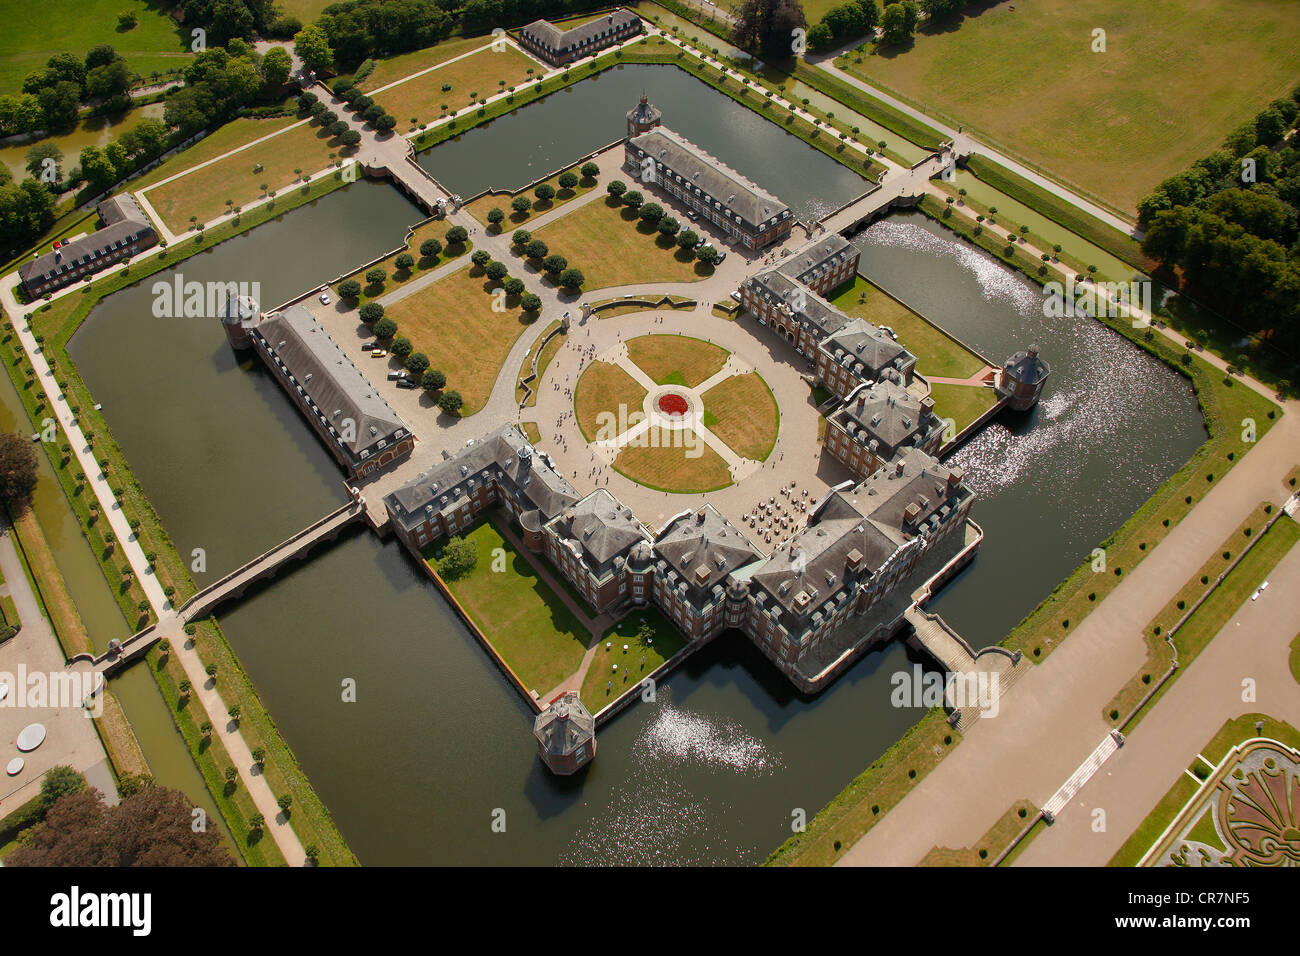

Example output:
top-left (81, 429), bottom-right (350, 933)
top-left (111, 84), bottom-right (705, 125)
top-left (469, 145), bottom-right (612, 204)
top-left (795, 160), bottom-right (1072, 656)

top-left (606, 179), bottom-right (626, 199)
top-left (521, 292), bottom-right (542, 312)
top-left (0, 432), bottom-right (38, 513)
top-left (696, 245), bottom-right (720, 265)
top-left (471, 249), bottom-right (491, 268)
top-left (733, 0), bottom-right (808, 59)
top-left (485, 261), bottom-right (508, 281)
top-left (445, 225), bottom-right (468, 245)
top-left (504, 277), bottom-right (525, 296)
top-left (486, 207), bottom-right (505, 226)
top-left (526, 239), bottom-right (549, 260)
top-left (294, 24), bottom-right (334, 73)
top-left (338, 279), bottom-right (362, 299)
top-left (438, 535), bottom-right (477, 579)
top-left (639, 202), bottom-right (664, 223)
top-left (39, 766), bottom-right (87, 815)
top-left (581, 161), bottom-right (600, 179)
top-left (340, 129), bottom-right (361, 147)
top-left (559, 268), bottom-right (584, 290)
top-left (41, 82), bottom-right (83, 130)
top-left (375, 113), bottom-right (397, 132)
top-left (25, 143), bottom-right (63, 183)
top-left (542, 254), bottom-right (567, 276)
top-left (390, 336), bottom-right (412, 358)
top-left (420, 237), bottom-right (442, 259)
top-left (534, 183), bottom-right (555, 203)
top-left (658, 216), bottom-right (681, 237)
top-left (365, 267), bottom-right (386, 286)
top-left (118, 10), bottom-right (139, 29)
top-left (261, 46), bottom-right (292, 87)
top-left (880, 1), bottom-right (919, 44)
top-left (394, 252), bottom-right (415, 272)
top-left (558, 171), bottom-right (578, 190)
top-left (421, 368), bottom-right (447, 391)
top-left (438, 390), bottom-right (464, 415)
top-left (373, 317), bottom-right (398, 339)
top-left (677, 229), bottom-right (700, 250)
top-left (511, 195), bottom-right (532, 215)
top-left (622, 190), bottom-right (644, 209)
top-left (405, 352), bottom-right (429, 376)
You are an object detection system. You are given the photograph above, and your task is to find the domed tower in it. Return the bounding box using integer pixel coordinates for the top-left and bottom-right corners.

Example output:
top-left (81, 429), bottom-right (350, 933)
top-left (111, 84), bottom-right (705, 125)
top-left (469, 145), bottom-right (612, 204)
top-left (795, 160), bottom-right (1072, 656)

top-left (627, 93), bottom-right (661, 139)
top-left (533, 692), bottom-right (596, 775)
top-left (219, 290), bottom-right (260, 350)
top-left (626, 539), bottom-right (654, 604)
top-left (996, 344), bottom-right (1050, 410)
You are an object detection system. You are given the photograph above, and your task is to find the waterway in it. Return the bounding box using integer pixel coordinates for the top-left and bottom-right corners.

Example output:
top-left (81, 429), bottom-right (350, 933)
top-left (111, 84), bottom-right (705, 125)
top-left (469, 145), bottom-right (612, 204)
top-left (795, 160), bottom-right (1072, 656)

top-left (419, 63), bottom-right (868, 222)
top-left (53, 73), bottom-right (1208, 865)
top-left (852, 213), bottom-right (1206, 648)
top-left (0, 104), bottom-right (167, 182)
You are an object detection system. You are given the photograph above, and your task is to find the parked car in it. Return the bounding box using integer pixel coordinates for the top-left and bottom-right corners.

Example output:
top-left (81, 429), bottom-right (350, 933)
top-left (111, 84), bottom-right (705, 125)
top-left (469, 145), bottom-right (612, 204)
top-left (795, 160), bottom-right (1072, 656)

top-left (370, 349), bottom-right (388, 358)
top-left (687, 210), bottom-right (698, 221)
top-left (715, 250), bottom-right (727, 264)
top-left (396, 378), bottom-right (418, 389)
top-left (319, 291), bottom-right (331, 305)
top-left (361, 342), bottom-right (377, 351)
top-left (387, 370), bottom-right (408, 381)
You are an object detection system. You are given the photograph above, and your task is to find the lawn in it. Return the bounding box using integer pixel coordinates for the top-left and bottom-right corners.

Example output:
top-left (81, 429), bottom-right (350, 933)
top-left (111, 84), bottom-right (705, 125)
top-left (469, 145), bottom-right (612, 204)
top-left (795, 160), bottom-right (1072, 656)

top-left (144, 121), bottom-right (341, 232)
top-left (516, 319), bottom-right (564, 404)
top-left (613, 426), bottom-right (733, 493)
top-left (382, 264), bottom-right (533, 416)
top-left (129, 116), bottom-right (301, 192)
top-left (579, 605), bottom-right (687, 712)
top-left (533, 198), bottom-right (713, 291)
top-left (574, 361), bottom-right (648, 440)
top-left (362, 46), bottom-right (537, 127)
top-left (0, 0), bottom-right (188, 97)
top-left (928, 382), bottom-right (999, 437)
top-left (626, 334), bottom-right (729, 387)
top-left (465, 168), bottom-right (599, 229)
top-left (840, 0), bottom-right (1300, 213)
top-left (701, 371), bottom-right (779, 461)
top-left (436, 520), bottom-right (591, 697)
top-left (334, 220), bottom-right (471, 306)
top-left (829, 276), bottom-right (985, 380)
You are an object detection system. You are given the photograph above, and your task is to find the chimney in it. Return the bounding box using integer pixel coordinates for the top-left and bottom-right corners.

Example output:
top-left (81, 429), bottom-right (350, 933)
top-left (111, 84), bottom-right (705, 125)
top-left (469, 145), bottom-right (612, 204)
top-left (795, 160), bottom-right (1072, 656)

top-left (895, 459), bottom-right (906, 476)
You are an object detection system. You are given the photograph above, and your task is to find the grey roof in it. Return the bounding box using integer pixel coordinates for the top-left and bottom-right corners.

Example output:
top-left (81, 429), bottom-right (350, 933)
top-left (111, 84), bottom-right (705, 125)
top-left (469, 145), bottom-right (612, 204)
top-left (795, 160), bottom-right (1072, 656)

top-left (853, 447), bottom-right (970, 533)
top-left (832, 380), bottom-right (936, 453)
top-left (385, 424), bottom-right (578, 531)
top-left (654, 505), bottom-right (761, 596)
top-left (533, 692), bottom-right (595, 756)
top-left (627, 95), bottom-right (661, 128)
top-left (628, 127), bottom-right (790, 230)
top-left (1004, 344), bottom-right (1050, 385)
top-left (822, 318), bottom-right (914, 379)
top-left (550, 488), bottom-right (648, 572)
top-left (254, 304), bottom-right (409, 464)
top-left (97, 194), bottom-right (148, 227)
top-left (746, 268), bottom-right (852, 340)
top-left (776, 234), bottom-right (855, 285)
top-left (522, 8), bottom-right (640, 53)
top-left (18, 218), bottom-right (157, 285)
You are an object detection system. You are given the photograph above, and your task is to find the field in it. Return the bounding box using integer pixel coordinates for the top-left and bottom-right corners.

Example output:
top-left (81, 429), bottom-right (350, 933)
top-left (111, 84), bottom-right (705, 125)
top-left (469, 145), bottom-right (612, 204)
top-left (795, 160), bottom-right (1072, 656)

top-left (144, 122), bottom-right (340, 232)
top-left (701, 372), bottom-right (779, 461)
top-left (361, 46), bottom-right (538, 127)
top-left (0, 0), bottom-right (189, 96)
top-left (333, 220), bottom-right (471, 306)
top-left (533, 199), bottom-right (712, 290)
top-left (579, 606), bottom-right (687, 712)
top-left (464, 166), bottom-right (600, 229)
top-left (382, 264), bottom-right (534, 416)
top-left (435, 520), bottom-right (591, 697)
top-left (612, 426), bottom-right (733, 493)
top-left (841, 0), bottom-right (1300, 212)
top-left (574, 361), bottom-right (648, 440)
top-left (828, 276), bottom-right (986, 380)
top-left (928, 382), bottom-right (999, 436)
top-left (626, 334), bottom-right (729, 387)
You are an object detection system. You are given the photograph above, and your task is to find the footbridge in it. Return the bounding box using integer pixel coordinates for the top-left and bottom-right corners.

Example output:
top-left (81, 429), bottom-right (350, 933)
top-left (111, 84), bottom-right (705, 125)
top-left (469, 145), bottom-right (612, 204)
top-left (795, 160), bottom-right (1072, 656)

top-left (74, 499), bottom-right (366, 677)
top-left (819, 148), bottom-right (955, 238)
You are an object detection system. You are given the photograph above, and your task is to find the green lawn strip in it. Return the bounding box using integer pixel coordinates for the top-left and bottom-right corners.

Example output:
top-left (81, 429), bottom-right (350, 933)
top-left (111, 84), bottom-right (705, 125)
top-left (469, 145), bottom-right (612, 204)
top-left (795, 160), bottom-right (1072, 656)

top-left (149, 643), bottom-right (284, 867)
top-left (1290, 633), bottom-right (1300, 688)
top-left (521, 421), bottom-right (541, 443)
top-left (339, 236), bottom-right (472, 308)
top-left (828, 274), bottom-right (985, 379)
top-left (0, 593), bottom-right (18, 628)
top-left (961, 156), bottom-right (1151, 274)
top-left (917, 799), bottom-right (1037, 866)
top-left (1108, 514), bottom-right (1300, 730)
top-left (766, 708), bottom-right (957, 866)
top-left (791, 60), bottom-right (945, 150)
top-left (515, 320), bottom-right (561, 404)
top-left (580, 605), bottom-right (685, 712)
top-left (928, 382), bottom-right (998, 435)
top-left (186, 617), bottom-right (357, 866)
top-left (436, 519), bottom-right (592, 697)
top-left (1108, 714), bottom-right (1300, 866)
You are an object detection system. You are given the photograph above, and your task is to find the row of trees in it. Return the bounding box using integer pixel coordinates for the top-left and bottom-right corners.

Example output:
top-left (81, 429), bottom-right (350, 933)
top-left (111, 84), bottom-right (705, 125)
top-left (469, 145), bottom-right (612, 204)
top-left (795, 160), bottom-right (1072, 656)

top-left (501, 231), bottom-right (585, 290)
top-left (1138, 86), bottom-right (1300, 354)
top-left (604, 180), bottom-right (720, 264)
top-left (483, 162), bottom-right (601, 228)
top-left (2, 46), bottom-right (135, 134)
top-left (164, 42), bottom-right (288, 136)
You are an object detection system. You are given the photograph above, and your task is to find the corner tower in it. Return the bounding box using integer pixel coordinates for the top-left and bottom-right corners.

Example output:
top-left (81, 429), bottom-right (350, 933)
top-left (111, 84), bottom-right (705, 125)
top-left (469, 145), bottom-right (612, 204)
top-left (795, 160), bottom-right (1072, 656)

top-left (996, 344), bottom-right (1051, 411)
top-left (627, 93), bottom-right (661, 139)
top-left (219, 290), bottom-right (261, 350)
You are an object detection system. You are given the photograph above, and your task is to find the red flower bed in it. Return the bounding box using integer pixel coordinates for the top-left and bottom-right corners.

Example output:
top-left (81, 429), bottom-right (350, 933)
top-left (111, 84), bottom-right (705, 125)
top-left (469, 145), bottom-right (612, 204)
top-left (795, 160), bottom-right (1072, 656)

top-left (657, 393), bottom-right (689, 416)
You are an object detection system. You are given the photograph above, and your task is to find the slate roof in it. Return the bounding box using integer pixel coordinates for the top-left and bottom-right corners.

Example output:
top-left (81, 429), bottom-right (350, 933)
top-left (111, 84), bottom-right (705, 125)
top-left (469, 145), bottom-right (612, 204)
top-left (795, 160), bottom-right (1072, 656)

top-left (550, 488), bottom-right (648, 573)
top-left (832, 379), bottom-right (935, 453)
top-left (254, 304), bottom-right (409, 464)
top-left (522, 8), bottom-right (640, 54)
top-left (654, 505), bottom-right (761, 597)
top-left (776, 234), bottom-right (855, 285)
top-left (853, 446), bottom-right (970, 533)
top-left (627, 94), bottom-right (661, 128)
top-left (628, 126), bottom-right (790, 230)
top-left (18, 219), bottom-right (156, 286)
top-left (385, 424), bottom-right (577, 531)
top-left (1003, 344), bottom-right (1050, 385)
top-left (822, 318), bottom-right (915, 380)
top-left (533, 692), bottom-right (595, 756)
top-left (97, 194), bottom-right (148, 227)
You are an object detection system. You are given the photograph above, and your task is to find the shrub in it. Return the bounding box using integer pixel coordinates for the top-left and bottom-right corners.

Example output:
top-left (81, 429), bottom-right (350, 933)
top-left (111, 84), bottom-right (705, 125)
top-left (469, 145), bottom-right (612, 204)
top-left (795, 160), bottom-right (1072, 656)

top-left (359, 302), bottom-right (384, 324)
top-left (445, 225), bottom-right (468, 245)
top-left (365, 267), bottom-right (386, 286)
top-left (405, 352), bottom-right (429, 376)
top-left (421, 368), bottom-right (446, 391)
top-left (503, 277), bottom-right (525, 296)
top-left (438, 390), bottom-right (463, 415)
top-left (558, 171), bottom-right (579, 190)
top-left (485, 261), bottom-right (508, 281)
top-left (521, 292), bottom-right (542, 312)
top-left (373, 317), bottom-right (398, 339)
top-left (471, 249), bottom-right (491, 268)
top-left (420, 238), bottom-right (442, 259)
top-left (394, 252), bottom-right (414, 272)
top-left (512, 229), bottom-right (532, 247)
top-left (390, 336), bottom-right (412, 358)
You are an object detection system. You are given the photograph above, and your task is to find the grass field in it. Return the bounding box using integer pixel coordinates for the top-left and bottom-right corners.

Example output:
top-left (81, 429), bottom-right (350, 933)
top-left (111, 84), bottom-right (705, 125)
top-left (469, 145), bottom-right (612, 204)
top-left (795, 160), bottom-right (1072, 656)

top-left (701, 371), bottom-right (779, 461)
top-left (334, 221), bottom-right (471, 306)
top-left (362, 46), bottom-right (537, 127)
top-left (841, 0), bottom-right (1300, 212)
top-left (465, 169), bottom-right (599, 229)
top-left (626, 334), bottom-right (729, 387)
top-left (436, 520), bottom-right (591, 697)
top-left (579, 606), bottom-right (687, 712)
top-left (928, 382), bottom-right (999, 436)
top-left (382, 264), bottom-right (533, 416)
top-left (613, 426), bottom-right (732, 493)
top-left (574, 360), bottom-right (648, 440)
top-left (130, 116), bottom-right (301, 193)
top-left (356, 37), bottom-right (502, 91)
top-left (145, 121), bottom-right (340, 232)
top-left (828, 276), bottom-right (985, 380)
top-left (918, 800), bottom-right (1037, 866)
top-left (533, 199), bottom-right (712, 290)
top-left (0, 0), bottom-right (188, 97)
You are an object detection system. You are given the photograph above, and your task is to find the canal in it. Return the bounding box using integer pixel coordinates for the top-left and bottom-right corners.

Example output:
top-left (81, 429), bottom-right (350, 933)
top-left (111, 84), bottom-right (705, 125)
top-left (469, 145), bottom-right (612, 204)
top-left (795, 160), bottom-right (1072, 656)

top-left (55, 69), bottom-right (1207, 865)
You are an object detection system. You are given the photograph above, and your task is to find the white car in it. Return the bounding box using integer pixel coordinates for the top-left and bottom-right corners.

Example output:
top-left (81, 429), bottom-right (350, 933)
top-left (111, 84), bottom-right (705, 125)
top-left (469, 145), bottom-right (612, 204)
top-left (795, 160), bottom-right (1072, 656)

top-left (319, 291), bottom-right (332, 305)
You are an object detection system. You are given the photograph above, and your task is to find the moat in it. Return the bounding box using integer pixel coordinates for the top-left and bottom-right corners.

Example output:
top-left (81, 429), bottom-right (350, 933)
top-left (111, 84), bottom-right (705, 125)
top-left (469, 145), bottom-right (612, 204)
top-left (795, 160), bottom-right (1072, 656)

top-left (58, 69), bottom-right (1205, 864)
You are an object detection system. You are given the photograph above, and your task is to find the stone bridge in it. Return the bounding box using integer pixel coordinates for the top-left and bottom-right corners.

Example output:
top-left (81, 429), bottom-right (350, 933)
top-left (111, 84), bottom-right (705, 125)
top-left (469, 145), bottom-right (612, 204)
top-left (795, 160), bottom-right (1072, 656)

top-left (73, 499), bottom-right (366, 678)
top-left (818, 148), bottom-right (955, 238)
